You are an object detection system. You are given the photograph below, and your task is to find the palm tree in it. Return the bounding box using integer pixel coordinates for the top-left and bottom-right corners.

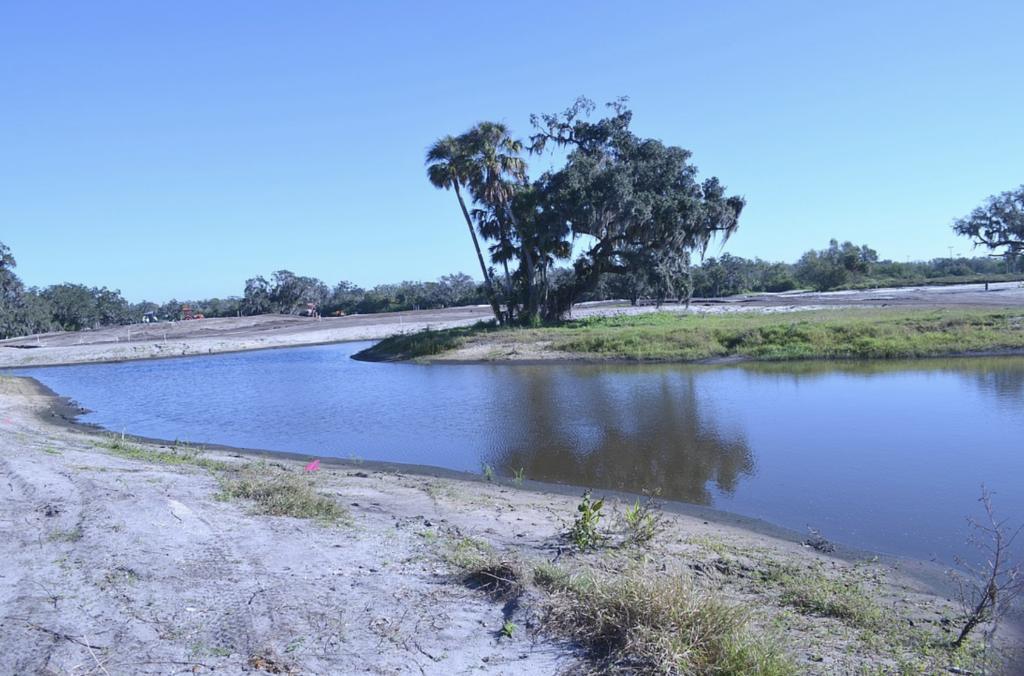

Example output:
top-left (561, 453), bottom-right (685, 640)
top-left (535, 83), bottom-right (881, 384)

top-left (425, 135), bottom-right (503, 324)
top-left (462, 123), bottom-right (534, 321)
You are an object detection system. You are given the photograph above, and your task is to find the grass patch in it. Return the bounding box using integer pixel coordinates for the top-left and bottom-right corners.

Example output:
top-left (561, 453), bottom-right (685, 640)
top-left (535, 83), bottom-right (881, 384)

top-left (48, 527), bottom-right (83, 543)
top-left (537, 563), bottom-right (793, 675)
top-left (757, 559), bottom-right (885, 630)
top-left (101, 433), bottom-right (230, 471)
top-left (360, 308), bottom-right (1024, 362)
top-left (442, 534), bottom-right (793, 675)
top-left (217, 461), bottom-right (348, 523)
top-left (355, 321), bottom-right (495, 361)
top-left (556, 309), bottom-right (1024, 361)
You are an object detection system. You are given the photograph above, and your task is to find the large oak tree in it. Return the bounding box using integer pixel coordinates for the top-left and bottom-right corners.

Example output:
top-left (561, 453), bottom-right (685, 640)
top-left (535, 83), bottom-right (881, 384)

top-left (427, 98), bottom-right (745, 323)
top-left (953, 186), bottom-right (1024, 262)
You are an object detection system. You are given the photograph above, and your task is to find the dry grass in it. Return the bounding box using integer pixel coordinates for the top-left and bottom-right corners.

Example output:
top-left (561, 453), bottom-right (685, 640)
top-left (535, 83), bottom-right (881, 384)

top-left (446, 536), bottom-right (794, 675)
top-left (536, 563), bottom-right (794, 675)
top-left (217, 461), bottom-right (349, 523)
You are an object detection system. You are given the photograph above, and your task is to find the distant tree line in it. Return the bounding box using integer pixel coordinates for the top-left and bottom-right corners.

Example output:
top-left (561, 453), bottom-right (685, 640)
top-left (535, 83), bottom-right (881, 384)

top-left (0, 239), bottom-right (488, 340)
top-left (2, 185), bottom-right (1020, 339)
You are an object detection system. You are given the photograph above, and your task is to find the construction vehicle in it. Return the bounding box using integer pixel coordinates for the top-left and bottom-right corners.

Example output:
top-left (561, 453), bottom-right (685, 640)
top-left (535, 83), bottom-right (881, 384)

top-left (181, 306), bottom-right (205, 320)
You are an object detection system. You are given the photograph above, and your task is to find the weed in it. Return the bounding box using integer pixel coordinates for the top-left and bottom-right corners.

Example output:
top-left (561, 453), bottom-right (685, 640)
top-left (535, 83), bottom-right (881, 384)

top-left (568, 491), bottom-right (607, 551)
top-left (949, 484), bottom-right (1024, 648)
top-left (620, 497), bottom-right (663, 547)
top-left (512, 467), bottom-right (525, 486)
top-left (481, 463), bottom-right (494, 482)
top-left (48, 527), bottom-right (83, 543)
top-left (500, 619), bottom-right (516, 638)
top-left (217, 461), bottom-right (349, 523)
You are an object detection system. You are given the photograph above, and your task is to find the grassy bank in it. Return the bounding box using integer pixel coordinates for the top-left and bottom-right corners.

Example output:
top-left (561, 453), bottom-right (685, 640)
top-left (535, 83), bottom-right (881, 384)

top-left (358, 308), bottom-right (1024, 362)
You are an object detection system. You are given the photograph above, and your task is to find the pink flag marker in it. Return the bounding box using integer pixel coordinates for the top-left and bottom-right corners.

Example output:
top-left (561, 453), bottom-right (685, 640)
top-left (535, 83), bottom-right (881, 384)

top-left (304, 459), bottom-right (320, 472)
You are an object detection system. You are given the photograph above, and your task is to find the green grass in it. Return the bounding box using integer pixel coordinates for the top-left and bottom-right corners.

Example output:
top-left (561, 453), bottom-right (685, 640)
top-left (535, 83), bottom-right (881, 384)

top-left (360, 308), bottom-right (1024, 363)
top-left (354, 321), bottom-right (496, 361)
top-left (756, 559), bottom-right (885, 630)
top-left (101, 433), bottom-right (231, 471)
top-left (101, 433), bottom-right (348, 523)
top-left (216, 461), bottom-right (349, 523)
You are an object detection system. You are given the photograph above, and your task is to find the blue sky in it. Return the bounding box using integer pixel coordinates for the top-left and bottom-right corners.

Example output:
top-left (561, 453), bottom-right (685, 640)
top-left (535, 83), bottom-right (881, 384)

top-left (2, 1), bottom-right (1021, 303)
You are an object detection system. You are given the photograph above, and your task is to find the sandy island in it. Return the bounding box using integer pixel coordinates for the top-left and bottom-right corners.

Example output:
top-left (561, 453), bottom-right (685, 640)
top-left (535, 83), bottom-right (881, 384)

top-left (2, 283), bottom-right (1023, 674)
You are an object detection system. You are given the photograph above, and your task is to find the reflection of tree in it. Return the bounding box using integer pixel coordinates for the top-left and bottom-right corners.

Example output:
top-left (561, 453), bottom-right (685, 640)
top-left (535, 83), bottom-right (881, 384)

top-left (963, 357), bottom-right (1024, 409)
top-left (490, 365), bottom-right (755, 506)
top-left (744, 356), bottom-right (1024, 411)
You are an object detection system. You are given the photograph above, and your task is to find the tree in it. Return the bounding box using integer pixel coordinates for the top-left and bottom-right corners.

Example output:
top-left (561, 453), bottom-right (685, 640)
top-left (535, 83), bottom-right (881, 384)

top-left (0, 241), bottom-right (23, 338)
top-left (952, 185), bottom-right (1024, 260)
top-left (242, 276), bottom-right (273, 315)
top-left (950, 485), bottom-right (1023, 649)
top-left (528, 98), bottom-right (744, 317)
top-left (429, 98), bottom-right (745, 323)
top-left (426, 135), bottom-right (504, 324)
top-left (795, 239), bottom-right (877, 291)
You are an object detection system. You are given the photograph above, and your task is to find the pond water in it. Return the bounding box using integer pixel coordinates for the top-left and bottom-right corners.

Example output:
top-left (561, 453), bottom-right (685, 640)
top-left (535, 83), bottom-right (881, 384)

top-left (14, 343), bottom-right (1024, 566)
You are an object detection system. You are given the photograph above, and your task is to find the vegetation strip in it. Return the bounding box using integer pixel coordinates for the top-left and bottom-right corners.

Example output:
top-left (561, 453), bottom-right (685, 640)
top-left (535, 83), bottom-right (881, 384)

top-left (360, 308), bottom-right (1024, 362)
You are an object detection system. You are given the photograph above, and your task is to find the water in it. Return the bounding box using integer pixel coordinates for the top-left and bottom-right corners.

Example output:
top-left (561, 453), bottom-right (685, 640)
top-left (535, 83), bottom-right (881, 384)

top-left (14, 343), bottom-right (1024, 565)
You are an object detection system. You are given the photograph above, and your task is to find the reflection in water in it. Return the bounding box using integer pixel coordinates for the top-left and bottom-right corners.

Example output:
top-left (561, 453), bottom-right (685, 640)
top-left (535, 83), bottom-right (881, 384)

top-left (490, 367), bottom-right (754, 505)
top-left (744, 355), bottom-right (1024, 412)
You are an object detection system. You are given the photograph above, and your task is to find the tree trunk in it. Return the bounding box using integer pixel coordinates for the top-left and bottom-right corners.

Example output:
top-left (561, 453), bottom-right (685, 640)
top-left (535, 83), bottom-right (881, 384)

top-left (454, 184), bottom-right (503, 325)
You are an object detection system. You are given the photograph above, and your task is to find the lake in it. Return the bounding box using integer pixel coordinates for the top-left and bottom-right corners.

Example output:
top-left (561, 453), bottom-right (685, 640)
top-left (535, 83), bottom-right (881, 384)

top-left (14, 342), bottom-right (1024, 566)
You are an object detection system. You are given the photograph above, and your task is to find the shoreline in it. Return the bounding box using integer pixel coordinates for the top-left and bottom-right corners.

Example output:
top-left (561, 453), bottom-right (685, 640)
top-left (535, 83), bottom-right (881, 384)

top-left (32, 373), bottom-right (908, 570)
top-left (3, 375), bottom-right (1022, 673)
top-left (3, 281), bottom-right (1022, 370)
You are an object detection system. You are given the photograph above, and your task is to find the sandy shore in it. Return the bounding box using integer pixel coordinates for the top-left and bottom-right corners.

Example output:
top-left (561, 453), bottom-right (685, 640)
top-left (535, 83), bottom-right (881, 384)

top-left (3, 376), bottom-right (1021, 674)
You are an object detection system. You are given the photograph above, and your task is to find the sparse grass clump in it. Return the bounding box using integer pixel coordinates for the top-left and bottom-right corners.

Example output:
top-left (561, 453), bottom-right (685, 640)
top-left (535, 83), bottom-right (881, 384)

top-left (217, 461), bottom-right (348, 523)
top-left (537, 564), bottom-right (794, 675)
top-left (760, 559), bottom-right (884, 630)
top-left (440, 531), bottom-right (793, 675)
top-left (102, 432), bottom-right (229, 471)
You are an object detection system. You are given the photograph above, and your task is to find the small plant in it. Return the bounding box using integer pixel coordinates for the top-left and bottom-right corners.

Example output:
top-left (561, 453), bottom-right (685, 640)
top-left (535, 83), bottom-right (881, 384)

top-left (621, 497), bottom-right (662, 547)
top-left (950, 484), bottom-right (1024, 649)
top-left (512, 467), bottom-right (525, 486)
top-left (48, 527), bottom-right (83, 543)
top-left (568, 491), bottom-right (607, 551)
top-left (481, 463), bottom-right (494, 482)
top-left (499, 619), bottom-right (516, 638)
